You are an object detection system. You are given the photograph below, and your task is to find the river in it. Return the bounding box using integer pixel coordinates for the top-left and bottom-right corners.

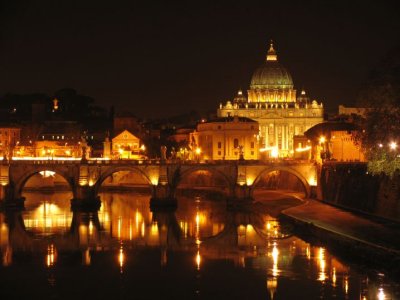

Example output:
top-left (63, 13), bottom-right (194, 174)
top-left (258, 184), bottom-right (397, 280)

top-left (0, 191), bottom-right (399, 300)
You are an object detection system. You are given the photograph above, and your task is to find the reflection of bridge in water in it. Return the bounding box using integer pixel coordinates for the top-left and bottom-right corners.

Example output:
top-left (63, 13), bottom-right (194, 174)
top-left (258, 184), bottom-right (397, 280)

top-left (0, 207), bottom-right (291, 254)
top-left (0, 159), bottom-right (317, 208)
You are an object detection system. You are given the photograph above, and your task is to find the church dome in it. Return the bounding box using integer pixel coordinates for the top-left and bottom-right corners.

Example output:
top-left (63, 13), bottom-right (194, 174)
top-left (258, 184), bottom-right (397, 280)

top-left (250, 42), bottom-right (293, 90)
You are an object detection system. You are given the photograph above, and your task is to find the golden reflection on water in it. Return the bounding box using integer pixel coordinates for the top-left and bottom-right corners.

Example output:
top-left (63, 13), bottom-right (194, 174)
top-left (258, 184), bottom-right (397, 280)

top-left (46, 244), bottom-right (56, 267)
top-left (22, 192), bottom-right (73, 236)
top-left (3, 191), bottom-right (396, 299)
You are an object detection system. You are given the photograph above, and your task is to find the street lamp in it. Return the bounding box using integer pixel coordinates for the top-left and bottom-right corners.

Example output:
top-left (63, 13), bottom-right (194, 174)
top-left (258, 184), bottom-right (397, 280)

top-left (195, 147), bottom-right (201, 162)
top-left (390, 142), bottom-right (397, 150)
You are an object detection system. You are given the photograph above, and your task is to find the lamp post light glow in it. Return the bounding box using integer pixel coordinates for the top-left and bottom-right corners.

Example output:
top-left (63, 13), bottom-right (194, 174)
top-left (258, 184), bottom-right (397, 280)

top-left (319, 136), bottom-right (326, 144)
top-left (390, 142), bottom-right (397, 150)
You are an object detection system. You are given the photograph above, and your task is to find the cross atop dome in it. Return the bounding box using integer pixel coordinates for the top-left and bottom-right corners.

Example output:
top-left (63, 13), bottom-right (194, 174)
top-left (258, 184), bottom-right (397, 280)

top-left (266, 40), bottom-right (277, 61)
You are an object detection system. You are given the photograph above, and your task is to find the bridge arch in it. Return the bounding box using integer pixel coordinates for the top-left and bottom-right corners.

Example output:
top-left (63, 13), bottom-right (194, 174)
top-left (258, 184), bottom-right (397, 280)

top-left (251, 166), bottom-right (311, 198)
top-left (177, 166), bottom-right (235, 197)
top-left (13, 167), bottom-right (75, 199)
top-left (94, 166), bottom-right (153, 197)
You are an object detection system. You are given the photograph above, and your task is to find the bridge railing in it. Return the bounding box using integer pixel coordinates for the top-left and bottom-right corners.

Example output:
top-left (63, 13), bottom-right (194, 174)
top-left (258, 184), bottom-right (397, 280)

top-left (6, 158), bottom-right (315, 166)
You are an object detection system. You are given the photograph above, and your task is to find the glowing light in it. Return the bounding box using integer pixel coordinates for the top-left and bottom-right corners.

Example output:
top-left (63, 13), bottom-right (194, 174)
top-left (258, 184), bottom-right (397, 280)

top-left (378, 143), bottom-right (383, 148)
top-left (118, 217), bottom-right (122, 239)
top-left (195, 250), bottom-right (201, 270)
top-left (271, 147), bottom-right (279, 158)
top-left (88, 179), bottom-right (94, 186)
top-left (88, 221), bottom-right (94, 236)
top-left (12, 156), bottom-right (81, 161)
top-left (332, 267), bottom-right (337, 287)
top-left (195, 147), bottom-right (201, 155)
top-left (378, 288), bottom-right (386, 300)
top-left (118, 245), bottom-right (125, 272)
top-left (390, 142), bottom-right (397, 150)
top-left (266, 222), bottom-right (271, 230)
top-left (65, 150), bottom-right (71, 156)
top-left (295, 146), bottom-right (311, 152)
top-left (246, 176), bottom-right (255, 186)
top-left (150, 176), bottom-right (159, 185)
top-left (308, 176), bottom-right (317, 186)
top-left (319, 136), bottom-right (326, 144)
top-left (140, 144), bottom-right (146, 151)
top-left (306, 246), bottom-right (311, 260)
top-left (260, 146), bottom-right (279, 158)
top-left (271, 243), bottom-right (279, 277)
top-left (151, 222), bottom-right (159, 236)
top-left (344, 275), bottom-right (349, 294)
top-left (46, 244), bottom-right (56, 267)
top-left (318, 247), bottom-right (326, 282)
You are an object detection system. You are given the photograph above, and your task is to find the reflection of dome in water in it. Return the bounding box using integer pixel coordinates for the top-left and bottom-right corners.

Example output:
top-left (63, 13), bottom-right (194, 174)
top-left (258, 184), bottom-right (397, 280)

top-left (250, 42), bottom-right (293, 90)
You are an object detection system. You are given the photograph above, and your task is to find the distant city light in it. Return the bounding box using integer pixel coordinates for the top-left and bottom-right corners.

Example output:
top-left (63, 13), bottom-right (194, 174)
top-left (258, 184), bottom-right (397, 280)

top-left (389, 142), bottom-right (397, 150)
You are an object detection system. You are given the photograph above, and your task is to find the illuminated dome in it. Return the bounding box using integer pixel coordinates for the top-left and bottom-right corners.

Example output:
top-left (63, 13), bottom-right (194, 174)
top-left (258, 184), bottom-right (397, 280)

top-left (250, 42), bottom-right (293, 90)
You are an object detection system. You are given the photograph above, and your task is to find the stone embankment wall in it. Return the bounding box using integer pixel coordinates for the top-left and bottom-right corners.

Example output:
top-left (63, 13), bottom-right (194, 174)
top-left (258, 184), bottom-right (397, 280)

top-left (320, 163), bottom-right (400, 221)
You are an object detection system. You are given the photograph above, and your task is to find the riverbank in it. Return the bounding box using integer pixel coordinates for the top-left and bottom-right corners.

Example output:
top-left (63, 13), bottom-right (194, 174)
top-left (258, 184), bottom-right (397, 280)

top-left (281, 199), bottom-right (400, 276)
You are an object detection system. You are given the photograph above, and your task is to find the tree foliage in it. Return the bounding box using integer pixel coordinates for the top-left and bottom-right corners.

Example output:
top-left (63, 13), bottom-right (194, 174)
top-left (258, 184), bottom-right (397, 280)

top-left (354, 43), bottom-right (400, 174)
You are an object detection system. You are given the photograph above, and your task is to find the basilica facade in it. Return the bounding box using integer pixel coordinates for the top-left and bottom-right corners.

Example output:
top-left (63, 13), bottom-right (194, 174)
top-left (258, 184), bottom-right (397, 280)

top-left (217, 42), bottom-right (324, 158)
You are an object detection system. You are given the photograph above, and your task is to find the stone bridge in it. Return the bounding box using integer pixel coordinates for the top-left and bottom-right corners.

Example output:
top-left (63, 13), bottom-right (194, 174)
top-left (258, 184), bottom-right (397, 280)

top-left (0, 159), bottom-right (318, 208)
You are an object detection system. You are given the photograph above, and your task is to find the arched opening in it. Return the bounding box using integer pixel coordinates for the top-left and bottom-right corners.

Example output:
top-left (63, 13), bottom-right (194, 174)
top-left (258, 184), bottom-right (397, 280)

top-left (97, 168), bottom-right (152, 194)
top-left (177, 169), bottom-right (231, 199)
top-left (21, 170), bottom-right (74, 237)
top-left (252, 169), bottom-right (307, 217)
top-left (97, 168), bottom-right (153, 242)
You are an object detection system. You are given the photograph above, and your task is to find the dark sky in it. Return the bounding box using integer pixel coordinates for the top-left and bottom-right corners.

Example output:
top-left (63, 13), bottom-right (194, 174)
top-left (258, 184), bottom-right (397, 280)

top-left (0, 1), bottom-right (399, 118)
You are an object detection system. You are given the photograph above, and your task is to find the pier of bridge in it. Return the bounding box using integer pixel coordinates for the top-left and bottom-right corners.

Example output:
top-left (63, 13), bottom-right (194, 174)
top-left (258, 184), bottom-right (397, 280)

top-left (0, 158), bottom-right (318, 208)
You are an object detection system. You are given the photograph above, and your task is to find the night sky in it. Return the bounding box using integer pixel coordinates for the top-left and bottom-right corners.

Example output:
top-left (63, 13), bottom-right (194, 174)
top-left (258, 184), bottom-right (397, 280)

top-left (1, 1), bottom-right (399, 118)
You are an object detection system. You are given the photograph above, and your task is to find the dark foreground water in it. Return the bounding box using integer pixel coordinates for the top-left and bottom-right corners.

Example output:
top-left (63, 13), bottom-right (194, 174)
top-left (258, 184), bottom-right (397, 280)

top-left (0, 191), bottom-right (399, 300)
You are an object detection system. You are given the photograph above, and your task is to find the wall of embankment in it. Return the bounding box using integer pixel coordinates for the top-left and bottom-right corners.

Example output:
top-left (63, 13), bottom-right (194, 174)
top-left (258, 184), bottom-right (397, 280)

top-left (320, 163), bottom-right (400, 222)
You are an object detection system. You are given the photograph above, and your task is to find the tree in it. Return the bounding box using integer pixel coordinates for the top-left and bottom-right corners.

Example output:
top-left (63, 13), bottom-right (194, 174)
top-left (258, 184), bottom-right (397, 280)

top-left (354, 43), bottom-right (400, 174)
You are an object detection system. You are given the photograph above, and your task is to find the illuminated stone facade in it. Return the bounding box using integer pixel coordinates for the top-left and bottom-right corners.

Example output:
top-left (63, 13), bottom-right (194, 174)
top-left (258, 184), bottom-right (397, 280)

top-left (0, 125), bottom-right (21, 158)
top-left (110, 130), bottom-right (143, 159)
top-left (190, 116), bottom-right (259, 160)
top-left (218, 42), bottom-right (324, 158)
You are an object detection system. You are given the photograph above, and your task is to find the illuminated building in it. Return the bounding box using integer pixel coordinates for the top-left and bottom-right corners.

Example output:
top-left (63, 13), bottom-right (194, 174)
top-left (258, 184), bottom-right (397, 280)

top-left (305, 122), bottom-right (365, 163)
top-left (217, 41), bottom-right (324, 158)
top-left (0, 125), bottom-right (21, 158)
top-left (111, 130), bottom-right (144, 159)
top-left (190, 116), bottom-right (259, 160)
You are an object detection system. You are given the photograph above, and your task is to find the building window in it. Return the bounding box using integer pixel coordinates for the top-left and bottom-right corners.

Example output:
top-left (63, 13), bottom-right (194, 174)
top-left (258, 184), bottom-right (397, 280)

top-left (217, 125), bottom-right (221, 130)
top-left (233, 138), bottom-right (239, 148)
top-left (251, 151), bottom-right (254, 155)
top-left (251, 142), bottom-right (254, 148)
top-left (218, 151), bottom-right (221, 155)
top-left (218, 142), bottom-right (222, 149)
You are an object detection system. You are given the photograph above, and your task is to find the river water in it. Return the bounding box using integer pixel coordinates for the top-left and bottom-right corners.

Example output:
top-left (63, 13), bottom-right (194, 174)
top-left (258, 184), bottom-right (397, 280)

top-left (0, 191), bottom-right (399, 300)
